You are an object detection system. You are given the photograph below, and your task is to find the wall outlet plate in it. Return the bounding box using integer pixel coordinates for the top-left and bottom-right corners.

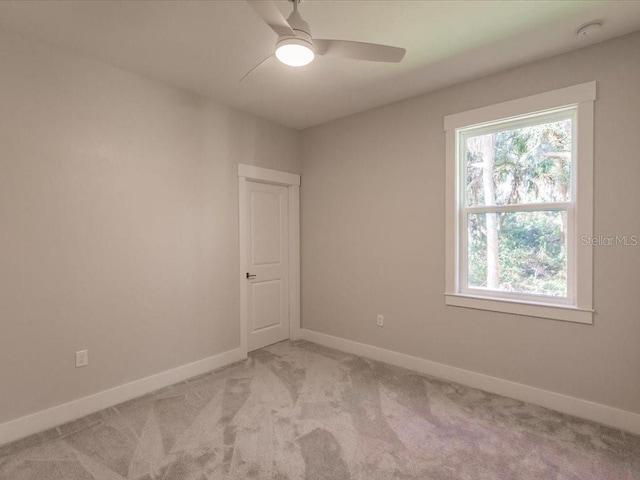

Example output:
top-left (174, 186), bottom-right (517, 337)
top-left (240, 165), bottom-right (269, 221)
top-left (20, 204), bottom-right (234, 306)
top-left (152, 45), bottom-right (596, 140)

top-left (377, 314), bottom-right (384, 327)
top-left (75, 350), bottom-right (88, 368)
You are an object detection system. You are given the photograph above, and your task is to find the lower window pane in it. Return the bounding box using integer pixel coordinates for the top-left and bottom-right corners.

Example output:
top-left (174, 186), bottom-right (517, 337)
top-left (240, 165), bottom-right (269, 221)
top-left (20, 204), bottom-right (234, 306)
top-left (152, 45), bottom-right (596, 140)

top-left (467, 210), bottom-right (567, 297)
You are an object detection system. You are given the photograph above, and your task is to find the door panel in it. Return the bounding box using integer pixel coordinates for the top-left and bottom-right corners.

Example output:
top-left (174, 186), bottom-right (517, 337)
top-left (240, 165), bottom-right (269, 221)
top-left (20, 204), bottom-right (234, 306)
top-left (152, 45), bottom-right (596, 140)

top-left (251, 191), bottom-right (282, 265)
top-left (251, 280), bottom-right (282, 331)
top-left (246, 181), bottom-right (289, 351)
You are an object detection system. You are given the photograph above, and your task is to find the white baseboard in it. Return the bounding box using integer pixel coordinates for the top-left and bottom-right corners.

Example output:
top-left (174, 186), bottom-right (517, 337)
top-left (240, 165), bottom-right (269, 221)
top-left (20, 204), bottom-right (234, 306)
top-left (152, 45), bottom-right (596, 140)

top-left (300, 329), bottom-right (640, 435)
top-left (0, 347), bottom-right (245, 447)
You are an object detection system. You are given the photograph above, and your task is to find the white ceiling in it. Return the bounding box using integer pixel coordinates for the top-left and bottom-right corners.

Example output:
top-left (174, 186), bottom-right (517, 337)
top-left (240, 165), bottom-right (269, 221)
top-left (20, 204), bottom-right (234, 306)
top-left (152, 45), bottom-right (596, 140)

top-left (0, 0), bottom-right (639, 129)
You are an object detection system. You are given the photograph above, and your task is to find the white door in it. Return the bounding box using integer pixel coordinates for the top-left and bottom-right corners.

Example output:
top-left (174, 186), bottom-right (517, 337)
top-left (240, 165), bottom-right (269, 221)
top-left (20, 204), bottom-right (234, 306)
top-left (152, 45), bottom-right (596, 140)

top-left (245, 181), bottom-right (290, 352)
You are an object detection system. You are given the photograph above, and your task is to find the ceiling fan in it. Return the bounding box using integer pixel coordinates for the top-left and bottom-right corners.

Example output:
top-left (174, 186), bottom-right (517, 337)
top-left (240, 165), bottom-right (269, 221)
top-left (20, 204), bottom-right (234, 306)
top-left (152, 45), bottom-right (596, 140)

top-left (242, 0), bottom-right (406, 80)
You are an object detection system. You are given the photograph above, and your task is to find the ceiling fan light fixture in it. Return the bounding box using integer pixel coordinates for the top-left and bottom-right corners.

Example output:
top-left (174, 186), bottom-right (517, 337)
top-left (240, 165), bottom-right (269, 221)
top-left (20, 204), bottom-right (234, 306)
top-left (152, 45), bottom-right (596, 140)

top-left (275, 37), bottom-right (315, 67)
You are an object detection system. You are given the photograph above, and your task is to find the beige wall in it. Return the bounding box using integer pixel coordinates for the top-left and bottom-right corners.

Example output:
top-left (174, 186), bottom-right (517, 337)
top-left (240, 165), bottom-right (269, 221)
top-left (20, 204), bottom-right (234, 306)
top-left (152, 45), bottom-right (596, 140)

top-left (1, 23), bottom-right (638, 429)
top-left (301, 31), bottom-right (640, 414)
top-left (0, 31), bottom-right (300, 424)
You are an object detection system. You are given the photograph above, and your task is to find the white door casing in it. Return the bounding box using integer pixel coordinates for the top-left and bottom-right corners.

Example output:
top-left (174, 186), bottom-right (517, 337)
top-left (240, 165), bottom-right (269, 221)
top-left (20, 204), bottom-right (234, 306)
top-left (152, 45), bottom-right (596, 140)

top-left (238, 164), bottom-right (300, 355)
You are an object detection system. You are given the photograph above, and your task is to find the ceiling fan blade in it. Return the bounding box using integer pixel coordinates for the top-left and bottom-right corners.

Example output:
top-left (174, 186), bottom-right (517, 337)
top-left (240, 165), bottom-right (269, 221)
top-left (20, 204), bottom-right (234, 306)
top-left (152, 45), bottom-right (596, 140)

top-left (314, 39), bottom-right (406, 63)
top-left (239, 54), bottom-right (275, 83)
top-left (246, 0), bottom-right (295, 37)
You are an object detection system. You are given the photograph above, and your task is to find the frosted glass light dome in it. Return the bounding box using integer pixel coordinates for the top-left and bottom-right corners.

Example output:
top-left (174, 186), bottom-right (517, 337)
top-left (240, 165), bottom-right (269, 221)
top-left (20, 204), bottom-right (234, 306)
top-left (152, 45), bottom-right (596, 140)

top-left (275, 38), bottom-right (315, 67)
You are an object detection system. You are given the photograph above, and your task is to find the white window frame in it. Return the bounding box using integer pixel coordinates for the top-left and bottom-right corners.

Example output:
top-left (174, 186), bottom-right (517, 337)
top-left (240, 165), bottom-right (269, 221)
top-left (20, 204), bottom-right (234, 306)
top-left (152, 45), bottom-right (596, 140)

top-left (444, 82), bottom-right (595, 324)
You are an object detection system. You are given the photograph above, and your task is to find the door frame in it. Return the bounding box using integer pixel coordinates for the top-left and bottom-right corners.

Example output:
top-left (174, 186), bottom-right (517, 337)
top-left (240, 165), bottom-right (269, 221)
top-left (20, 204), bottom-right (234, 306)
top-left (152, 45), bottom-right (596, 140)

top-left (238, 163), bottom-right (300, 357)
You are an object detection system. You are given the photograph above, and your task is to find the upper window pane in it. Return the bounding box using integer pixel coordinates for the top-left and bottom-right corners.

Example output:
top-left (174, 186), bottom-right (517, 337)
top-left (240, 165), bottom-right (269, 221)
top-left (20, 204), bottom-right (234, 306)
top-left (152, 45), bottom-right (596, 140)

top-left (465, 117), bottom-right (572, 207)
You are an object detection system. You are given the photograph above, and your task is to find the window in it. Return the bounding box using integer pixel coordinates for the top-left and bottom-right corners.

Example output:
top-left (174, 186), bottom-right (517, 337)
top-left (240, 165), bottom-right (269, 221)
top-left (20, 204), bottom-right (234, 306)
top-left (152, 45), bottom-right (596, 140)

top-left (444, 83), bottom-right (595, 324)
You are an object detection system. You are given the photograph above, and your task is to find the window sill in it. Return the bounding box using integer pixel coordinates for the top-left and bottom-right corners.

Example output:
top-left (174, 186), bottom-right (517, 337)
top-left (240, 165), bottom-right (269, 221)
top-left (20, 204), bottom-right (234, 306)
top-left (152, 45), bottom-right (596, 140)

top-left (445, 293), bottom-right (593, 324)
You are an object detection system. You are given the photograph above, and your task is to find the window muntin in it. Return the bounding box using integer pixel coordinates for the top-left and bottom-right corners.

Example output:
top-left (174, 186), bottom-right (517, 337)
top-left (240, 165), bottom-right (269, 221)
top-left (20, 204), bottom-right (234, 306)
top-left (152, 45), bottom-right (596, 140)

top-left (457, 108), bottom-right (576, 304)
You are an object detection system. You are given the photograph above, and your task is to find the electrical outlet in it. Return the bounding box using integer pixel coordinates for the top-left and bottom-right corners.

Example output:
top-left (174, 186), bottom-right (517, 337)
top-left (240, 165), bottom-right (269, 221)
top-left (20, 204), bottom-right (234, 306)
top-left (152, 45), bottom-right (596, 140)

top-left (75, 350), bottom-right (88, 368)
top-left (377, 314), bottom-right (384, 327)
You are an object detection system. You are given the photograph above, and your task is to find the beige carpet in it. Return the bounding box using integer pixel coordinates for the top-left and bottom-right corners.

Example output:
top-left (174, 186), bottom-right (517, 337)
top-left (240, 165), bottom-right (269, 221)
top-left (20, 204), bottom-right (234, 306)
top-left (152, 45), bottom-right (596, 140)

top-left (1, 340), bottom-right (639, 479)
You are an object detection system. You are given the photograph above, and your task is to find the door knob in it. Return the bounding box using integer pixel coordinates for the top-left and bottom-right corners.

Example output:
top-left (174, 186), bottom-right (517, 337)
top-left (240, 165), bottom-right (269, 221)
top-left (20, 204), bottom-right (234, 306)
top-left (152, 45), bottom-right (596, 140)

top-left (246, 272), bottom-right (256, 279)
